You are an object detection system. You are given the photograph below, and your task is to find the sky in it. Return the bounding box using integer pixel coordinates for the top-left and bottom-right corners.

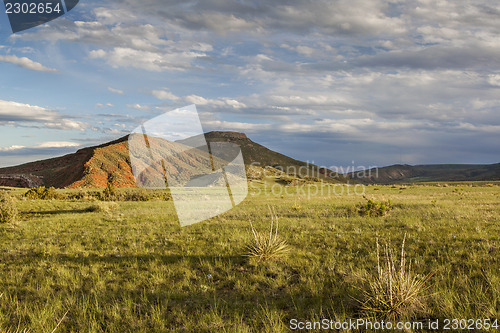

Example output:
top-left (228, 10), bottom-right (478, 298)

top-left (0, 0), bottom-right (499, 169)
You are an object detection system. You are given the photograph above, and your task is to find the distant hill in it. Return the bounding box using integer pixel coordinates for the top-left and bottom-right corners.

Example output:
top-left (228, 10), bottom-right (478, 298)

top-left (0, 131), bottom-right (344, 188)
top-left (347, 163), bottom-right (500, 183)
top-left (202, 132), bottom-right (344, 182)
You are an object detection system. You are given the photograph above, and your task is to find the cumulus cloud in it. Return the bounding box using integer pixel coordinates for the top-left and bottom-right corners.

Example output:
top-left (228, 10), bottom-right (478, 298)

top-left (90, 47), bottom-right (207, 71)
top-left (183, 95), bottom-right (248, 109)
top-left (35, 141), bottom-right (81, 148)
top-left (0, 100), bottom-right (87, 130)
top-left (6, 0), bottom-right (500, 165)
top-left (0, 145), bottom-right (25, 152)
top-left (151, 89), bottom-right (179, 100)
top-left (0, 55), bottom-right (58, 72)
top-left (203, 120), bottom-right (270, 132)
top-left (0, 141), bottom-right (82, 161)
top-left (101, 0), bottom-right (406, 36)
top-left (354, 44), bottom-right (500, 70)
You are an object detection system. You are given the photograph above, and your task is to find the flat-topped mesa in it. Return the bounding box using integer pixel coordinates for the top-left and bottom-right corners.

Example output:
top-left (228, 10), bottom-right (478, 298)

top-left (0, 130), bottom-right (348, 189)
top-left (205, 131), bottom-right (248, 139)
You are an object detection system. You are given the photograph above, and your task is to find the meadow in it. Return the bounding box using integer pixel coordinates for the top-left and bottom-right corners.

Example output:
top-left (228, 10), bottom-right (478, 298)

top-left (0, 180), bottom-right (499, 332)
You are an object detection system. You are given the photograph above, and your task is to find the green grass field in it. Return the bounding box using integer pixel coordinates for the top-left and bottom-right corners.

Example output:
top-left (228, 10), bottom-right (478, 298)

top-left (0, 181), bottom-right (499, 332)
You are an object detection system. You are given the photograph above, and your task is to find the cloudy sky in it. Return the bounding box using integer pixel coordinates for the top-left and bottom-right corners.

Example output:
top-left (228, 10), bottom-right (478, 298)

top-left (0, 0), bottom-right (499, 169)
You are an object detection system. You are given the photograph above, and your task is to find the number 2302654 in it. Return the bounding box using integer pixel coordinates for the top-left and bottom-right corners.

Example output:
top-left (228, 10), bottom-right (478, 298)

top-left (5, 2), bottom-right (62, 15)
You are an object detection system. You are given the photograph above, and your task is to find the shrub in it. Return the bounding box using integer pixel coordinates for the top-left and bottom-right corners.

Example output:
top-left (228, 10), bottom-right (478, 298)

top-left (67, 190), bottom-right (99, 201)
top-left (358, 197), bottom-right (392, 217)
top-left (116, 189), bottom-right (152, 201)
top-left (68, 188), bottom-right (171, 202)
top-left (0, 191), bottom-right (18, 223)
top-left (88, 201), bottom-right (118, 214)
top-left (24, 186), bottom-right (58, 200)
top-left (278, 176), bottom-right (294, 185)
top-left (103, 182), bottom-right (117, 200)
top-left (244, 206), bottom-right (289, 262)
top-left (357, 234), bottom-right (433, 320)
top-left (304, 176), bottom-right (321, 183)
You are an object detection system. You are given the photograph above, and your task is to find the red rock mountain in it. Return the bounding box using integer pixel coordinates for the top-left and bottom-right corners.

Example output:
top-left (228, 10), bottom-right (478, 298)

top-left (0, 132), bottom-right (344, 188)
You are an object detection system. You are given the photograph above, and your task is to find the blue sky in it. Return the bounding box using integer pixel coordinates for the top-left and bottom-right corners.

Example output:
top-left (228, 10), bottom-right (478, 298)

top-left (0, 0), bottom-right (499, 169)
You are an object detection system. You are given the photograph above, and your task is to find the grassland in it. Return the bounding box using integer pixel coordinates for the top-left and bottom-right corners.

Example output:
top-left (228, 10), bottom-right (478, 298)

top-left (0, 181), bottom-right (499, 332)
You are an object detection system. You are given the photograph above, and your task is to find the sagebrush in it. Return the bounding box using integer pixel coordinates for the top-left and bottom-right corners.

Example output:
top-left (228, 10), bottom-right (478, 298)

top-left (358, 197), bottom-right (393, 217)
top-left (0, 192), bottom-right (17, 223)
top-left (24, 186), bottom-right (58, 200)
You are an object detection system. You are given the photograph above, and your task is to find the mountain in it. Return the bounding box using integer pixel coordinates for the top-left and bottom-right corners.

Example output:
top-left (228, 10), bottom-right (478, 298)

top-left (0, 131), bottom-right (343, 189)
top-left (203, 132), bottom-right (344, 181)
top-left (346, 163), bottom-right (500, 183)
top-left (0, 136), bottom-right (134, 189)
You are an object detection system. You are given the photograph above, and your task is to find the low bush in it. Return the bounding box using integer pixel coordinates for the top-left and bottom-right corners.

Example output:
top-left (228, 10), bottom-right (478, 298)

top-left (24, 186), bottom-right (59, 200)
top-left (0, 191), bottom-right (17, 223)
top-left (88, 201), bottom-right (118, 214)
top-left (68, 188), bottom-right (171, 202)
top-left (103, 182), bottom-right (117, 200)
top-left (114, 189), bottom-right (171, 201)
top-left (67, 190), bottom-right (99, 201)
top-left (303, 176), bottom-right (321, 183)
top-left (358, 197), bottom-right (393, 217)
top-left (115, 189), bottom-right (153, 201)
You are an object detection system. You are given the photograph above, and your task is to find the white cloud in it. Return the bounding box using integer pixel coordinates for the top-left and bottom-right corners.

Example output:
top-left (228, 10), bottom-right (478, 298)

top-left (0, 55), bottom-right (58, 72)
top-left (35, 141), bottom-right (81, 148)
top-left (184, 95), bottom-right (224, 106)
top-left (5, 0), bottom-right (500, 166)
top-left (96, 103), bottom-right (114, 108)
top-left (0, 100), bottom-right (87, 130)
top-left (107, 87), bottom-right (124, 95)
top-left (182, 95), bottom-right (248, 109)
top-left (90, 47), bottom-right (207, 72)
top-left (127, 103), bottom-right (150, 110)
top-left (93, 7), bottom-right (137, 24)
top-left (223, 98), bottom-right (247, 109)
top-left (203, 120), bottom-right (271, 132)
top-left (0, 141), bottom-right (82, 158)
top-left (0, 145), bottom-right (25, 152)
top-left (151, 89), bottom-right (179, 100)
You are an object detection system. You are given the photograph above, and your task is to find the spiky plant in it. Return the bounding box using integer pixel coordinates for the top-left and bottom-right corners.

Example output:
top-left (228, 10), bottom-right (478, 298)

top-left (359, 234), bottom-right (433, 320)
top-left (244, 206), bottom-right (289, 262)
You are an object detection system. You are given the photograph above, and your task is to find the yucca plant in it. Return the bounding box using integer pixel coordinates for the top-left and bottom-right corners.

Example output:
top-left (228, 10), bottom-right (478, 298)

top-left (358, 234), bottom-right (433, 320)
top-left (244, 206), bottom-right (289, 262)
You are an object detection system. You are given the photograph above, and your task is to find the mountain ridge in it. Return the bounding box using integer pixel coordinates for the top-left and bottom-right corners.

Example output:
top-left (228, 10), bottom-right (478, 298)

top-left (1, 132), bottom-right (498, 188)
top-left (346, 163), bottom-right (500, 183)
top-left (0, 131), bottom-right (343, 188)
